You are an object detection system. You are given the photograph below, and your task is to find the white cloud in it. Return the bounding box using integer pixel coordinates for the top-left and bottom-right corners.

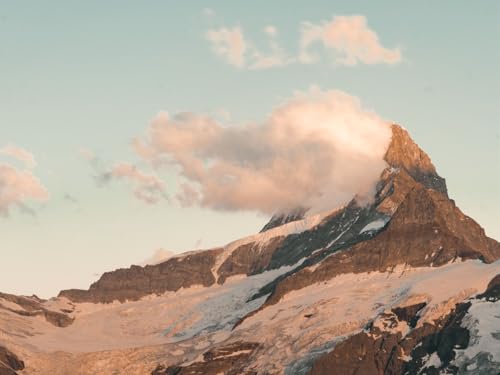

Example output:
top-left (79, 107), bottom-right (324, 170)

top-left (299, 15), bottom-right (402, 65)
top-left (0, 144), bottom-right (37, 168)
top-left (0, 147), bottom-right (48, 216)
top-left (133, 87), bottom-right (392, 215)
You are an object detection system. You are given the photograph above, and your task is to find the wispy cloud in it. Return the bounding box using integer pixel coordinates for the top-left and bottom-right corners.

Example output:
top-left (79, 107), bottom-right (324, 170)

top-left (206, 27), bottom-right (247, 68)
top-left (205, 15), bottom-right (401, 70)
top-left (86, 152), bottom-right (168, 205)
top-left (205, 25), bottom-right (290, 70)
top-left (0, 145), bottom-right (48, 216)
top-left (299, 15), bottom-right (401, 66)
top-left (133, 87), bottom-right (391, 215)
top-left (0, 144), bottom-right (37, 168)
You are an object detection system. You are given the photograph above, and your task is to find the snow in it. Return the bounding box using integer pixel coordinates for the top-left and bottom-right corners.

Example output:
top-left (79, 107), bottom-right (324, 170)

top-left (422, 352), bottom-right (441, 369)
top-left (10, 259), bottom-right (305, 354)
top-left (360, 218), bottom-right (388, 234)
top-left (1, 258), bottom-right (498, 375)
top-left (235, 260), bottom-right (500, 373)
top-left (455, 298), bottom-right (500, 363)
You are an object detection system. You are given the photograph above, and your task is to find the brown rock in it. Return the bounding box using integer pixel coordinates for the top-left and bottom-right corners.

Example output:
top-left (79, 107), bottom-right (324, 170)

top-left (0, 346), bottom-right (24, 375)
top-left (264, 184), bottom-right (500, 307)
top-left (153, 342), bottom-right (259, 375)
top-left (59, 248), bottom-right (223, 303)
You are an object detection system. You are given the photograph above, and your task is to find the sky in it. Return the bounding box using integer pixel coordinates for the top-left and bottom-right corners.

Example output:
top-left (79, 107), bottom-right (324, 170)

top-left (0, 1), bottom-right (499, 298)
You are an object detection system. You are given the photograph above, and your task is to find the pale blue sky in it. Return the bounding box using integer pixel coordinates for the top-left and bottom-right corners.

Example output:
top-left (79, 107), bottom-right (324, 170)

top-left (1, 1), bottom-right (499, 297)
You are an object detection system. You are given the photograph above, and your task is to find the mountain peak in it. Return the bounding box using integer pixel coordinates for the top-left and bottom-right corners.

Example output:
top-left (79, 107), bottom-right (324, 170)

top-left (385, 124), bottom-right (448, 196)
top-left (261, 124), bottom-right (448, 232)
top-left (385, 124), bottom-right (436, 174)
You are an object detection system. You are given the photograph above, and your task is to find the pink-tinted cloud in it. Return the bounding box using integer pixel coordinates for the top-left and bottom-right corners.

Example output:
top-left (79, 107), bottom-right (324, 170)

top-left (95, 161), bottom-right (167, 204)
top-left (0, 144), bottom-right (37, 168)
top-left (299, 15), bottom-right (402, 65)
top-left (206, 27), bottom-right (247, 68)
top-left (206, 16), bottom-right (401, 70)
top-left (133, 87), bottom-right (392, 215)
top-left (206, 25), bottom-right (290, 70)
top-left (0, 162), bottom-right (48, 216)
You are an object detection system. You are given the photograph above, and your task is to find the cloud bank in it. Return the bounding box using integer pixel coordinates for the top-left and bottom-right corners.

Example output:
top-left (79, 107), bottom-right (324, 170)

top-left (0, 145), bottom-right (48, 216)
top-left (133, 87), bottom-right (392, 215)
top-left (205, 15), bottom-right (401, 70)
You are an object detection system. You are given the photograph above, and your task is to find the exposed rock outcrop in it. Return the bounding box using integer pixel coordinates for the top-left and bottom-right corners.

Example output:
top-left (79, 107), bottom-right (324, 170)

top-left (59, 248), bottom-right (223, 303)
top-left (384, 124), bottom-right (448, 197)
top-left (0, 346), bottom-right (24, 375)
top-left (0, 292), bottom-right (73, 327)
top-left (308, 273), bottom-right (500, 375)
top-left (263, 184), bottom-right (500, 307)
top-left (152, 342), bottom-right (259, 375)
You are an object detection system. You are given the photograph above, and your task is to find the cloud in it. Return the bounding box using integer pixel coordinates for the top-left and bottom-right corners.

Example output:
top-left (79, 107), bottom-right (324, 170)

top-left (206, 27), bottom-right (247, 68)
top-left (133, 87), bottom-right (392, 215)
top-left (206, 25), bottom-right (290, 70)
top-left (95, 161), bottom-right (168, 204)
top-left (0, 153), bottom-right (48, 216)
top-left (206, 16), bottom-right (401, 69)
top-left (299, 15), bottom-right (402, 65)
top-left (0, 144), bottom-right (37, 168)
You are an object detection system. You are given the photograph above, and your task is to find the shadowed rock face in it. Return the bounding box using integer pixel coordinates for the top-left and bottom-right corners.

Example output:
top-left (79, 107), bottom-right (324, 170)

top-left (217, 236), bottom-right (285, 284)
top-left (59, 248), bottom-right (223, 303)
top-left (0, 346), bottom-right (24, 375)
top-left (260, 207), bottom-right (308, 232)
top-left (263, 184), bottom-right (500, 307)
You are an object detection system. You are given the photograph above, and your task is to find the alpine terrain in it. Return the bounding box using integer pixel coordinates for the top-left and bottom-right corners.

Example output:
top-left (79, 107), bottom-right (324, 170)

top-left (1, 125), bottom-right (499, 375)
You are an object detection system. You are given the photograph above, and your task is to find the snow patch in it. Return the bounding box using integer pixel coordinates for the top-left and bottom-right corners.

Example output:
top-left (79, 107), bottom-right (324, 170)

top-left (360, 218), bottom-right (388, 234)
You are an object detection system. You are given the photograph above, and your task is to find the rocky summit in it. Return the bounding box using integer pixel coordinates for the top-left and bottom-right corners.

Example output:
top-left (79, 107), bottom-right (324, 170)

top-left (0, 125), bottom-right (499, 375)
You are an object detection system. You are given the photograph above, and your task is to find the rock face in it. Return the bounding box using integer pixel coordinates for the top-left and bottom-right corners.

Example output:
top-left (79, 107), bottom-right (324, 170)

top-left (384, 125), bottom-right (448, 197)
top-left (152, 342), bottom-right (259, 375)
top-left (59, 248), bottom-right (223, 303)
top-left (260, 208), bottom-right (308, 232)
top-left (261, 184), bottom-right (500, 308)
top-left (309, 273), bottom-right (500, 375)
top-left (0, 292), bottom-right (73, 327)
top-left (0, 346), bottom-right (24, 375)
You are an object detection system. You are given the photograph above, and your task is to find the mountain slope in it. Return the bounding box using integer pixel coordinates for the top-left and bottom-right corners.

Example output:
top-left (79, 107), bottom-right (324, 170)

top-left (0, 124), bottom-right (498, 375)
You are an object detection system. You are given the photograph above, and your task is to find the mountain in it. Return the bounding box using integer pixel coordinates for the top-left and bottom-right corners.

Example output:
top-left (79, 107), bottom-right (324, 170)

top-left (0, 125), bottom-right (498, 375)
